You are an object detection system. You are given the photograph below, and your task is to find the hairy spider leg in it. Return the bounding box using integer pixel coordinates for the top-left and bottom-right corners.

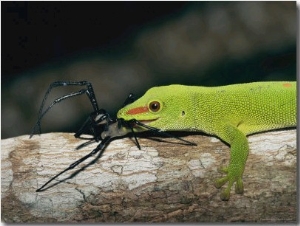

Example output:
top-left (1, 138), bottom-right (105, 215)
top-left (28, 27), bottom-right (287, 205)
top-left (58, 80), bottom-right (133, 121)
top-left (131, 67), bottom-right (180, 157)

top-left (30, 81), bottom-right (100, 137)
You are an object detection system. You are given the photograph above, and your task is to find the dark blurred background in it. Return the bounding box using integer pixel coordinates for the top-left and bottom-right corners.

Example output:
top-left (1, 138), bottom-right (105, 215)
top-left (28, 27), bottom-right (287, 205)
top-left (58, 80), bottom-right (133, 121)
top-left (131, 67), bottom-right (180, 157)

top-left (1, 2), bottom-right (296, 139)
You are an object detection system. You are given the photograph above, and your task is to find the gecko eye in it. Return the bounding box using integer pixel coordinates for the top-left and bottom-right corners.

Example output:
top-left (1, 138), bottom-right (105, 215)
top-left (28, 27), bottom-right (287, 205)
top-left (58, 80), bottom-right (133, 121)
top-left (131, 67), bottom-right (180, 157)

top-left (149, 101), bottom-right (161, 112)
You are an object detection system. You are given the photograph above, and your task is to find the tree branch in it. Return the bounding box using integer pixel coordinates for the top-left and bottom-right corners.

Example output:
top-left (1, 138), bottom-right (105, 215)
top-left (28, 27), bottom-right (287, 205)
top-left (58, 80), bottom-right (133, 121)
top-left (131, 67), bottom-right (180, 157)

top-left (1, 129), bottom-right (296, 223)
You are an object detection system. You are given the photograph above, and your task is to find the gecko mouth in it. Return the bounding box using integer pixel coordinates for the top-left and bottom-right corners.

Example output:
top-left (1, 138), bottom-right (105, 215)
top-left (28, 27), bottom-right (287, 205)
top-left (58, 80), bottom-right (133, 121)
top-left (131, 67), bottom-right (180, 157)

top-left (137, 118), bottom-right (158, 125)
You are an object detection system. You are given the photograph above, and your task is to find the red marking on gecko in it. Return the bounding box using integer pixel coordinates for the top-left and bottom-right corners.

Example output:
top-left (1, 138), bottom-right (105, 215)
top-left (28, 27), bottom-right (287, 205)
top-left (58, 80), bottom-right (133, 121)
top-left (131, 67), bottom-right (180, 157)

top-left (282, 83), bottom-right (292, 88)
top-left (127, 106), bottom-right (149, 115)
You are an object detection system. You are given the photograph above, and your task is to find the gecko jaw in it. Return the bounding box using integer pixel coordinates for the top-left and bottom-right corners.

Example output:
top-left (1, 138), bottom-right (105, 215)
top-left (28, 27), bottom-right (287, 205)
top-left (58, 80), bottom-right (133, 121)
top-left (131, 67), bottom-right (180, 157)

top-left (137, 118), bottom-right (159, 125)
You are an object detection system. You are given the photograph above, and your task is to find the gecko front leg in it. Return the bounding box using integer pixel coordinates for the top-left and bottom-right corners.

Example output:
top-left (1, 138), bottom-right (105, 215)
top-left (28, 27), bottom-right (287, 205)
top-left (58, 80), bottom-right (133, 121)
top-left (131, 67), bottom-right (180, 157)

top-left (214, 124), bottom-right (249, 200)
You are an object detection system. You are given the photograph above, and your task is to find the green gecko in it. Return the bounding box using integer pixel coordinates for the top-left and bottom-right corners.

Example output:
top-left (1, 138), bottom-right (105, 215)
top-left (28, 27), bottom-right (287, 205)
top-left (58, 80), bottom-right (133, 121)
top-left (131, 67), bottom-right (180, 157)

top-left (117, 81), bottom-right (296, 200)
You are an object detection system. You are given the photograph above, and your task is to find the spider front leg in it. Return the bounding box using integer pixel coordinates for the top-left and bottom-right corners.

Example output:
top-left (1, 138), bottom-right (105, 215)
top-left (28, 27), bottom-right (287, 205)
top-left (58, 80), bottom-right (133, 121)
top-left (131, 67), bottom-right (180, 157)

top-left (30, 81), bottom-right (100, 137)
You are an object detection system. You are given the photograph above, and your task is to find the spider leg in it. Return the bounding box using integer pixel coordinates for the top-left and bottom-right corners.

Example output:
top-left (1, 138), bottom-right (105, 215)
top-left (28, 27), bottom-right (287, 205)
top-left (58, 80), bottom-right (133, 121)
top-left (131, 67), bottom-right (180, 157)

top-left (30, 81), bottom-right (100, 137)
top-left (131, 119), bottom-right (197, 146)
top-left (36, 135), bottom-right (111, 192)
top-left (117, 119), bottom-right (141, 150)
top-left (74, 109), bottom-right (114, 142)
top-left (36, 119), bottom-right (131, 192)
top-left (75, 92), bottom-right (136, 141)
top-left (122, 93), bottom-right (136, 107)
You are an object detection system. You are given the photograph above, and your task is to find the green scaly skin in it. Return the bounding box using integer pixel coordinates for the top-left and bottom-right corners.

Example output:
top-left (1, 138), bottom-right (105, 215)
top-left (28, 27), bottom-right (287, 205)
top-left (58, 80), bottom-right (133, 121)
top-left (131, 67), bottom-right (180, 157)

top-left (117, 82), bottom-right (296, 200)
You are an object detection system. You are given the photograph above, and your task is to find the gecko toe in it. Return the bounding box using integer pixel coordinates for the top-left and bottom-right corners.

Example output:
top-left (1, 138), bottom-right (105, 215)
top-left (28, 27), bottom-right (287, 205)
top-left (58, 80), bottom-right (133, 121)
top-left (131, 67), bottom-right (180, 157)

top-left (217, 166), bottom-right (228, 174)
top-left (214, 176), bottom-right (228, 189)
top-left (220, 189), bottom-right (231, 201)
top-left (214, 165), bottom-right (245, 200)
top-left (235, 178), bottom-right (244, 194)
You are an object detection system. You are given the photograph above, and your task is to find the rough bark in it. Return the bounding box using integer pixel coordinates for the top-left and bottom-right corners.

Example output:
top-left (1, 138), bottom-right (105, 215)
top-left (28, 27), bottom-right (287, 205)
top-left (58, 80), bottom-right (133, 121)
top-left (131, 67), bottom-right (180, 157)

top-left (1, 130), bottom-right (297, 223)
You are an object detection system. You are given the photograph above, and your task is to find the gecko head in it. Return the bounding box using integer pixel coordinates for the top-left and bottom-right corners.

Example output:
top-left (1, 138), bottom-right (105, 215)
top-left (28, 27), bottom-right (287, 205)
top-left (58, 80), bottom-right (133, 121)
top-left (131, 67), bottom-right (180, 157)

top-left (117, 98), bottom-right (162, 126)
top-left (117, 85), bottom-right (187, 130)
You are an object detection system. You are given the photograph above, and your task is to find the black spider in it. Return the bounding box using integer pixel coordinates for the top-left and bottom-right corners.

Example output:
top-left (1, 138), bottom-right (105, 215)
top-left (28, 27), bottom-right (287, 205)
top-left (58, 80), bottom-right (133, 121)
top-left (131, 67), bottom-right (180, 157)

top-left (31, 81), bottom-right (196, 192)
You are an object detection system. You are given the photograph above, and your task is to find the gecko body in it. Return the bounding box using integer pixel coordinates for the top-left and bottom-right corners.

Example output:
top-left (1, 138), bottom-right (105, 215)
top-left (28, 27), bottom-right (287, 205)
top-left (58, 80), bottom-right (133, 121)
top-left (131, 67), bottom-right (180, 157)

top-left (117, 81), bottom-right (296, 200)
